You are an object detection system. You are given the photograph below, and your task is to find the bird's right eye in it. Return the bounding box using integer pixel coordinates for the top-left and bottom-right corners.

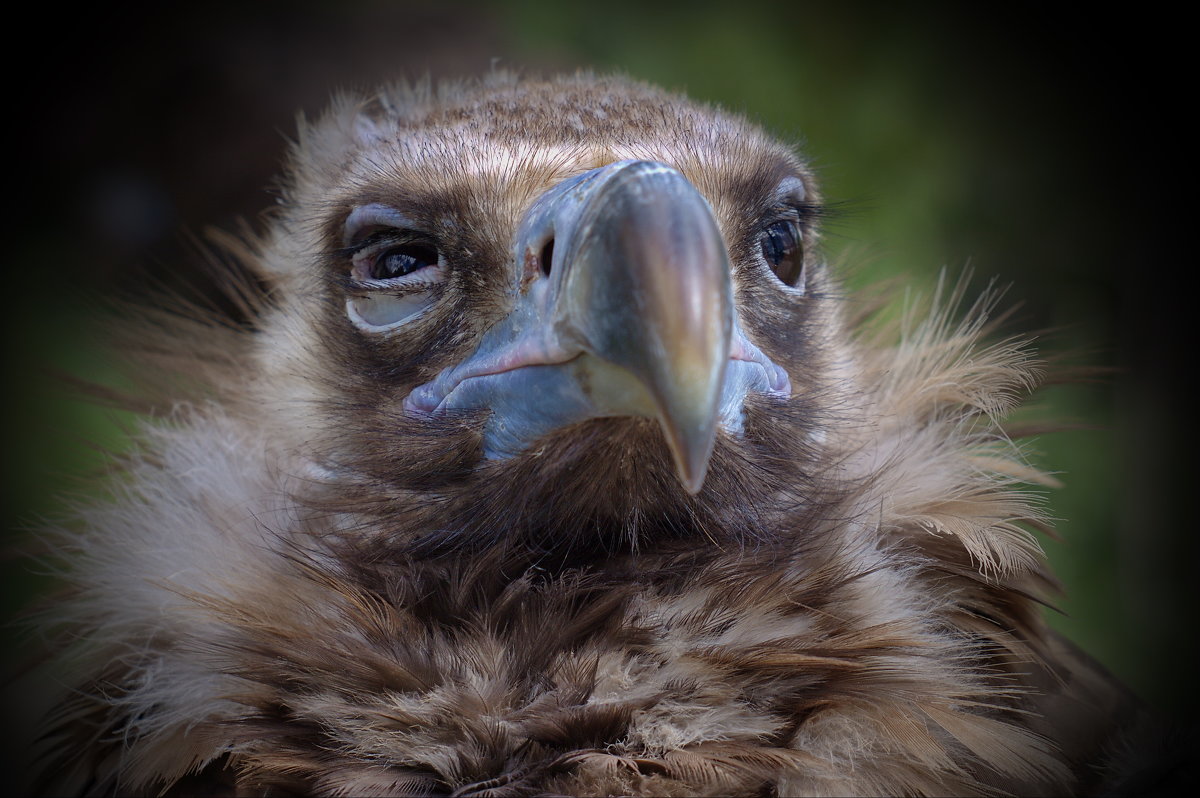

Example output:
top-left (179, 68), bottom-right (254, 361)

top-left (341, 205), bottom-right (448, 331)
top-left (367, 242), bottom-right (440, 280)
top-left (345, 233), bottom-right (446, 331)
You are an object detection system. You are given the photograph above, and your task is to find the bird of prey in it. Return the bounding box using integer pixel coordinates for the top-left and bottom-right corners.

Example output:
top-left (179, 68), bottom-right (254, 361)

top-left (23, 72), bottom-right (1154, 796)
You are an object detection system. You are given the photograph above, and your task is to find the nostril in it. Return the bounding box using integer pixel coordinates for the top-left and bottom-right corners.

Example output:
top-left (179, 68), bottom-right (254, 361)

top-left (540, 239), bottom-right (554, 277)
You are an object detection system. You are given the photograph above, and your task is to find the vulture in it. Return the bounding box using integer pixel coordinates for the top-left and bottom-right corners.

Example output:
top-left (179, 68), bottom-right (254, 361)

top-left (20, 71), bottom-right (1163, 796)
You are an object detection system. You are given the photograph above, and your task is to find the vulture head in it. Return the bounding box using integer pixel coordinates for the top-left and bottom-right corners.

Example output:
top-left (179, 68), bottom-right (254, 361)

top-left (20, 72), bottom-right (1163, 796)
top-left (260, 75), bottom-right (845, 561)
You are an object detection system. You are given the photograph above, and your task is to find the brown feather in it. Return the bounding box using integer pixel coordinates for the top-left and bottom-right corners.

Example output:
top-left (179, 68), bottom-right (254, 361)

top-left (13, 71), bottom-right (1163, 796)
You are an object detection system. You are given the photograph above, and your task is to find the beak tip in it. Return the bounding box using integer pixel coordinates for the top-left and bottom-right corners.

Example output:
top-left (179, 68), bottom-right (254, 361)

top-left (663, 420), bottom-right (718, 496)
top-left (680, 470), bottom-right (708, 495)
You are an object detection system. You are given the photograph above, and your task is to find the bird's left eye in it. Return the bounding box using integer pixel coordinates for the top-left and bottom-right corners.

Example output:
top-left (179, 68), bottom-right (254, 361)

top-left (760, 219), bottom-right (804, 289)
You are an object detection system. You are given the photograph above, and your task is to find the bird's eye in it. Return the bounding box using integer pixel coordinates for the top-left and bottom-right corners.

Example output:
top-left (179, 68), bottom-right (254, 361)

top-left (369, 242), bottom-right (439, 280)
top-left (760, 219), bottom-right (804, 289)
top-left (346, 233), bottom-right (446, 331)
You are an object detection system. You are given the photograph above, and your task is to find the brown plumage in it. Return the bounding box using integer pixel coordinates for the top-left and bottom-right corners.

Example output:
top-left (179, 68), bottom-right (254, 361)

top-left (20, 72), bottom-right (1160, 796)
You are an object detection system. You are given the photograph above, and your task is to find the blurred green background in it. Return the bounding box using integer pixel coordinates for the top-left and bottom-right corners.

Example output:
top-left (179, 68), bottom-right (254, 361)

top-left (4, 0), bottom-right (1190, 729)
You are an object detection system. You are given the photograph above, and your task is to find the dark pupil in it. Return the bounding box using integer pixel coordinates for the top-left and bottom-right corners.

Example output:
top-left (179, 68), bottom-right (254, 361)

top-left (761, 220), bottom-right (802, 286)
top-left (372, 244), bottom-right (437, 279)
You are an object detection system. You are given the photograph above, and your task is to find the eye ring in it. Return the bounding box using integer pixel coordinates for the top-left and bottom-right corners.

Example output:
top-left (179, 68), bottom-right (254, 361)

top-left (341, 206), bottom-right (447, 331)
top-left (344, 253), bottom-right (447, 331)
top-left (760, 218), bottom-right (805, 290)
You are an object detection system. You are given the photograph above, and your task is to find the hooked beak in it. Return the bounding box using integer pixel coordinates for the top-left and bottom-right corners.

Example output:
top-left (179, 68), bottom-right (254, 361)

top-left (405, 160), bottom-right (735, 494)
top-left (550, 161), bottom-right (732, 492)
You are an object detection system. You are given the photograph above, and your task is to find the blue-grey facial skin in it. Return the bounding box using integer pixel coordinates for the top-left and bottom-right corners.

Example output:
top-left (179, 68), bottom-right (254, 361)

top-left (400, 160), bottom-right (791, 492)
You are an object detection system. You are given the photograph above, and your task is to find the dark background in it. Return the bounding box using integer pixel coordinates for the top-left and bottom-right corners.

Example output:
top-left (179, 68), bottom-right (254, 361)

top-left (3, 0), bottom-right (1191, 747)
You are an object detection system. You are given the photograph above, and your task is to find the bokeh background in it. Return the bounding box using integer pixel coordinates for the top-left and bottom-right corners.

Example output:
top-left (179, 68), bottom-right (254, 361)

top-left (4, 0), bottom-right (1191, 759)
